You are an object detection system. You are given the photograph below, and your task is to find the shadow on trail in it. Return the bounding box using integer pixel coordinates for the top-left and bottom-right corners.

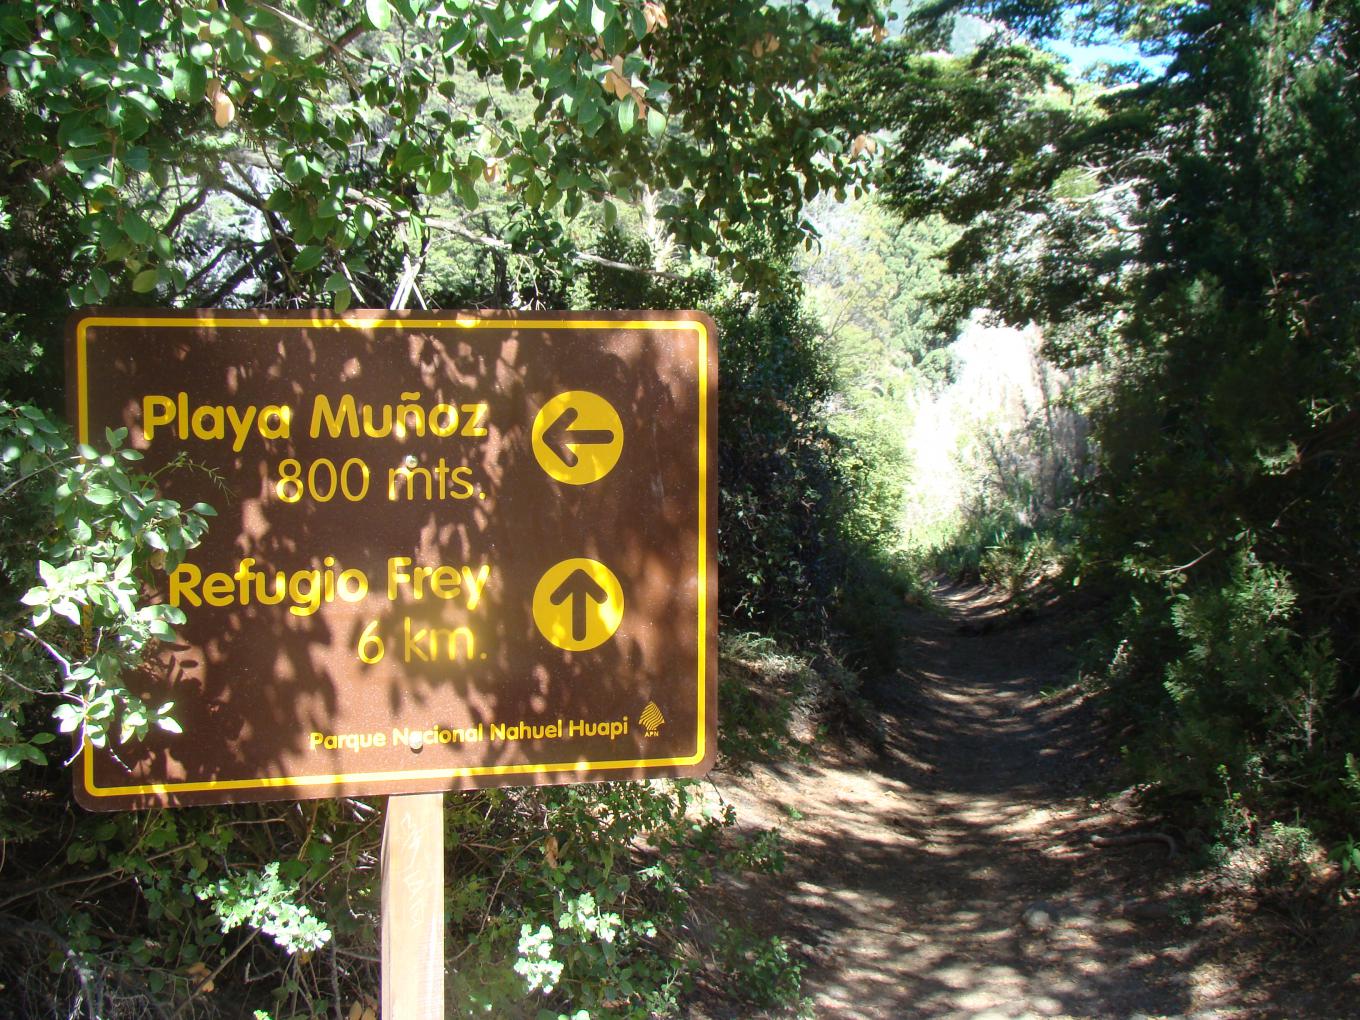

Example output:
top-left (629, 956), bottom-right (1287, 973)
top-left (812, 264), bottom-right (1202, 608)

top-left (709, 582), bottom-right (1268, 1019)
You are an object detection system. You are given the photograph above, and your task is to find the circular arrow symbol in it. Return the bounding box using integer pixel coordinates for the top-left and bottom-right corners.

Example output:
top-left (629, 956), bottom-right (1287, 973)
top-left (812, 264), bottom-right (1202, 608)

top-left (532, 558), bottom-right (624, 651)
top-left (549, 566), bottom-right (610, 642)
top-left (531, 391), bottom-right (623, 485)
top-left (542, 406), bottom-right (616, 469)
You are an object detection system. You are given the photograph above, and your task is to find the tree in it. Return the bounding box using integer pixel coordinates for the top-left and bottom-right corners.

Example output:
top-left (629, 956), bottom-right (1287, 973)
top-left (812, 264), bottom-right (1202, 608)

top-left (2, 0), bottom-right (890, 316)
top-left (0, 4), bottom-right (922, 1014)
top-left (864, 0), bottom-right (1360, 842)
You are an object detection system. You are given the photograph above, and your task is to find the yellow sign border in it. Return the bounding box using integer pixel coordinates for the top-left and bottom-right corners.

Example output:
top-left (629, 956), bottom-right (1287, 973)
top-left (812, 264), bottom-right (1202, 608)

top-left (73, 313), bottom-right (711, 800)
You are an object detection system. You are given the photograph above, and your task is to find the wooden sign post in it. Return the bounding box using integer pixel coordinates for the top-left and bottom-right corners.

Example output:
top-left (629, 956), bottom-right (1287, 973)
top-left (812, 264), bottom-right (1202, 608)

top-left (382, 792), bottom-right (445, 1018)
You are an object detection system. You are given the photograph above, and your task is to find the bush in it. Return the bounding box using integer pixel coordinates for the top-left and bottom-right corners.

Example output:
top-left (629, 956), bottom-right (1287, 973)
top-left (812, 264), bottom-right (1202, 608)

top-left (0, 403), bottom-right (212, 773)
top-left (1100, 551), bottom-right (1357, 850)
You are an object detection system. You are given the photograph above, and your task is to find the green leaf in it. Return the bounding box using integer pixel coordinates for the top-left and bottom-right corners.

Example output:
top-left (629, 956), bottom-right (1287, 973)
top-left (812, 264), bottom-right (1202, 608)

top-left (123, 210), bottom-right (155, 245)
top-left (225, 29), bottom-right (246, 63)
top-left (125, 91), bottom-right (159, 117)
top-left (365, 0), bottom-right (393, 30)
top-left (617, 96), bottom-right (636, 133)
top-left (148, 619), bottom-right (177, 640)
top-left (283, 154), bottom-right (308, 184)
top-left (294, 245), bottom-right (325, 272)
top-left (62, 124), bottom-right (107, 150)
top-left (575, 0), bottom-right (596, 32)
top-left (93, 4), bottom-right (120, 38)
top-left (457, 176), bottom-right (480, 210)
top-left (134, 2), bottom-right (163, 32)
top-left (424, 167), bottom-right (452, 196)
top-left (590, 0), bottom-right (611, 34)
top-left (602, 199), bottom-right (617, 229)
top-left (86, 485), bottom-right (118, 505)
top-left (529, 0), bottom-right (559, 22)
top-left (132, 269), bottom-right (159, 293)
top-left (646, 106), bottom-right (666, 137)
top-left (53, 10), bottom-right (82, 37)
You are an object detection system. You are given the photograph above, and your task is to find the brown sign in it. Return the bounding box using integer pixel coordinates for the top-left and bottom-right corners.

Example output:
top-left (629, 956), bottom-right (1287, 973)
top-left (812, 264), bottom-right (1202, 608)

top-left (66, 310), bottom-right (717, 809)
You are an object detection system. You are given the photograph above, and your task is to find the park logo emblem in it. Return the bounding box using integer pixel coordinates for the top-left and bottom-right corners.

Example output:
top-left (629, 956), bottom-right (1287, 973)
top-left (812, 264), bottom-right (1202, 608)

top-left (639, 702), bottom-right (665, 737)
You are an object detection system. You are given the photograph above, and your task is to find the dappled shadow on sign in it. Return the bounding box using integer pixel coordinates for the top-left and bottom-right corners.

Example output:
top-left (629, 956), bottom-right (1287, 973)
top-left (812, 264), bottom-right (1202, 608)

top-left (75, 311), bottom-right (714, 806)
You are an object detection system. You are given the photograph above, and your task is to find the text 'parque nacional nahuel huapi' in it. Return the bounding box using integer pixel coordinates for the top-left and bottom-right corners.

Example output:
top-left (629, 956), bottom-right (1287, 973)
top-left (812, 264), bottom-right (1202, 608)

top-left (66, 310), bottom-right (717, 809)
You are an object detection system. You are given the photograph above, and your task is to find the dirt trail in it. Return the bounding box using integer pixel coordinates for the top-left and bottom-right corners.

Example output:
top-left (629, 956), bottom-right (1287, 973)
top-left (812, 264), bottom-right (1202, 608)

top-left (707, 583), bottom-right (1331, 1019)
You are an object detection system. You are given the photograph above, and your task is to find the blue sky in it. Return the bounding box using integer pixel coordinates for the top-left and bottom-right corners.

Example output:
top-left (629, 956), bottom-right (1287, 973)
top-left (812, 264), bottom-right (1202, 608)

top-left (943, 12), bottom-right (1172, 77)
top-left (1045, 37), bottom-right (1172, 76)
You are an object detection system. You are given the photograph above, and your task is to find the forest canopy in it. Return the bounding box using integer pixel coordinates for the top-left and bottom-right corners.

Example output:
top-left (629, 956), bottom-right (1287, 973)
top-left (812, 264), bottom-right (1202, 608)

top-left (0, 2), bottom-right (915, 1015)
top-left (0, 0), bottom-right (886, 317)
top-left (866, 0), bottom-right (1360, 852)
top-left (2, 0), bottom-right (1359, 1015)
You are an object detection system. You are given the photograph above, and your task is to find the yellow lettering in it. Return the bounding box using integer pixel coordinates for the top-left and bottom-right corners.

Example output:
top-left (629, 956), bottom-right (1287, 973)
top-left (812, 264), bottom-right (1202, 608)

top-left (310, 394), bottom-right (359, 438)
top-left (233, 558), bottom-right (256, 604)
top-left (337, 568), bottom-right (367, 601)
top-left (168, 562), bottom-right (202, 607)
top-left (202, 572), bottom-right (235, 606)
top-left (139, 397), bottom-right (286, 449)
top-left (190, 404), bottom-right (225, 442)
top-left (394, 392), bottom-right (426, 438)
top-left (460, 402), bottom-right (489, 437)
top-left (258, 405), bottom-right (291, 440)
top-left (387, 464), bottom-right (433, 500)
top-left (429, 565), bottom-right (460, 600)
top-left (288, 569), bottom-right (322, 617)
top-left (225, 404), bottom-right (257, 452)
top-left (388, 557), bottom-right (413, 600)
top-left (448, 465), bottom-right (475, 499)
top-left (403, 615), bottom-right (430, 662)
top-left (142, 395), bottom-right (175, 442)
top-left (429, 403), bottom-right (459, 436)
top-left (361, 403), bottom-right (394, 438)
top-left (431, 625), bottom-right (474, 660)
top-left (461, 565), bottom-right (490, 610)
